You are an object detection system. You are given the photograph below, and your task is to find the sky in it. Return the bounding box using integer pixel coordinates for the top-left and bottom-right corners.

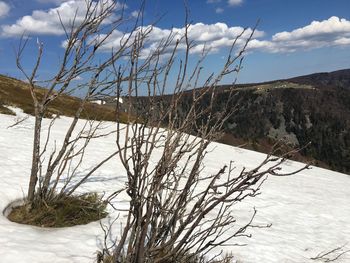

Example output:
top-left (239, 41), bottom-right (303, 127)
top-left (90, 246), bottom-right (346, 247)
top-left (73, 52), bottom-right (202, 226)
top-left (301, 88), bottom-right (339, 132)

top-left (0, 0), bottom-right (350, 86)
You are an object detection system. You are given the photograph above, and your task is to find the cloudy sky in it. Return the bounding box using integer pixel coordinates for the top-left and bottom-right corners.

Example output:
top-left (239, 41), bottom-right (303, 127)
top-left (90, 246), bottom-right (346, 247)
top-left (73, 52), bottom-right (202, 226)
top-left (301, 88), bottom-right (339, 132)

top-left (1, 0), bottom-right (350, 84)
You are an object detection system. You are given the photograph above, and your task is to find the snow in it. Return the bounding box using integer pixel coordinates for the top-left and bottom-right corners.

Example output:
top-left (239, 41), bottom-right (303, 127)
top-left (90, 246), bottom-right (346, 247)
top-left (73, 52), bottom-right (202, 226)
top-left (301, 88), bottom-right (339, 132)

top-left (91, 99), bottom-right (106, 105)
top-left (0, 108), bottom-right (349, 263)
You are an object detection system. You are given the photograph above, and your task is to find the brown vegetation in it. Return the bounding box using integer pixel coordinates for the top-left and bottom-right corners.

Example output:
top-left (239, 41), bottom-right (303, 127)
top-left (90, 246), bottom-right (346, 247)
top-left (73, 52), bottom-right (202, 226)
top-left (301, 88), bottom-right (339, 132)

top-left (0, 74), bottom-right (127, 122)
top-left (7, 193), bottom-right (107, 227)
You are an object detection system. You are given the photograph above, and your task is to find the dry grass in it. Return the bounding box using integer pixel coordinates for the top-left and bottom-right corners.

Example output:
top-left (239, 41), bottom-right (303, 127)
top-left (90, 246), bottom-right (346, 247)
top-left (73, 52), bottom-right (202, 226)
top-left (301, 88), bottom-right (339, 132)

top-left (0, 74), bottom-right (128, 123)
top-left (7, 193), bottom-right (107, 228)
top-left (98, 251), bottom-right (235, 263)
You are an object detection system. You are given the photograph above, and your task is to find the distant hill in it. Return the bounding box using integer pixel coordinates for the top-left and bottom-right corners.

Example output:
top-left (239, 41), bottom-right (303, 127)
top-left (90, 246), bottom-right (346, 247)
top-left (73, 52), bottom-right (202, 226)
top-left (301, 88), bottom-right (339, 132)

top-left (289, 69), bottom-right (350, 90)
top-left (127, 69), bottom-right (350, 174)
top-left (224, 69), bottom-right (350, 174)
top-left (0, 74), bottom-right (126, 122)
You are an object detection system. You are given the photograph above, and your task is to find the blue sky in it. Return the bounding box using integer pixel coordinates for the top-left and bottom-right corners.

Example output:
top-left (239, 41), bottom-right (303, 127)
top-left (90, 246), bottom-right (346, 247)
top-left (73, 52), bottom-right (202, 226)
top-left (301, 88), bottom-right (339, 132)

top-left (1, 0), bottom-right (350, 85)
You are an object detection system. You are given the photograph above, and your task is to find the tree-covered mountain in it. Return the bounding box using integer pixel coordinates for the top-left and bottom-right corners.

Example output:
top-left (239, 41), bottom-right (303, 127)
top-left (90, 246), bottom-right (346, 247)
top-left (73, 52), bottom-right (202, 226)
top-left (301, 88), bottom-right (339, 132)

top-left (127, 69), bottom-right (350, 174)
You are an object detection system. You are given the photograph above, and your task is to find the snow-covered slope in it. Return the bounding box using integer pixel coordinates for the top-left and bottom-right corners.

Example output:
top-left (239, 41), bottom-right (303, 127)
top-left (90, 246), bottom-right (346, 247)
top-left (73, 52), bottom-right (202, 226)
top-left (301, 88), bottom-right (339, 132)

top-left (0, 109), bottom-right (349, 263)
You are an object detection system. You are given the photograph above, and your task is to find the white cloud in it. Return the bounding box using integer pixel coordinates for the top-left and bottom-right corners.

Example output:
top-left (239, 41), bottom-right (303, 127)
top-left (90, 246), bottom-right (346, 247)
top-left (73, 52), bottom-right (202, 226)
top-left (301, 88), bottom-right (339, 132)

top-left (207, 0), bottom-right (221, 3)
top-left (247, 16), bottom-right (350, 53)
top-left (95, 22), bottom-right (264, 58)
top-left (36, 0), bottom-right (71, 3)
top-left (0, 1), bottom-right (10, 18)
top-left (1, 0), bottom-right (118, 37)
top-left (131, 10), bottom-right (139, 18)
top-left (72, 75), bottom-right (82, 81)
top-left (5, 1), bottom-right (348, 57)
top-left (272, 16), bottom-right (350, 42)
top-left (334, 37), bottom-right (350, 46)
top-left (215, 8), bottom-right (224, 14)
top-left (228, 0), bottom-right (243, 7)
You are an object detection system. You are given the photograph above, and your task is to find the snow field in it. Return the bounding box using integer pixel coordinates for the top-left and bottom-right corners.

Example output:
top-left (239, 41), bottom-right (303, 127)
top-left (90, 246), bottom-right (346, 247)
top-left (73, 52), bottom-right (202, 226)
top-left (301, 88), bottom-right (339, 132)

top-left (0, 108), bottom-right (349, 263)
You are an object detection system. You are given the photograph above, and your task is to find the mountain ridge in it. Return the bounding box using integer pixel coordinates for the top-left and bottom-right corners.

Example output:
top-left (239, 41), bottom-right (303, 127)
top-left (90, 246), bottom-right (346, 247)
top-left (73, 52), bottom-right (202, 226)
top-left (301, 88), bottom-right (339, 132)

top-left (1, 69), bottom-right (349, 174)
top-left (125, 68), bottom-right (350, 174)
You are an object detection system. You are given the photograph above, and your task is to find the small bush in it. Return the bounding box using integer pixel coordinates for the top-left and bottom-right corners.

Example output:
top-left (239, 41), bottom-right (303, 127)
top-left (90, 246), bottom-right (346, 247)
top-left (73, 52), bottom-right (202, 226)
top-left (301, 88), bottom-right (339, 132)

top-left (7, 193), bottom-right (107, 227)
top-left (98, 250), bottom-right (234, 263)
top-left (98, 254), bottom-right (234, 263)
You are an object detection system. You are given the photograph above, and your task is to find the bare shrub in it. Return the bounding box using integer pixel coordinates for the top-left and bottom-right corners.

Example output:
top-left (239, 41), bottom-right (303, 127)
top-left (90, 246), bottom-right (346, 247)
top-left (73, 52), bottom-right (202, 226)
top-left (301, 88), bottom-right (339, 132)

top-left (97, 7), bottom-right (310, 263)
top-left (14, 0), bottom-right (141, 206)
